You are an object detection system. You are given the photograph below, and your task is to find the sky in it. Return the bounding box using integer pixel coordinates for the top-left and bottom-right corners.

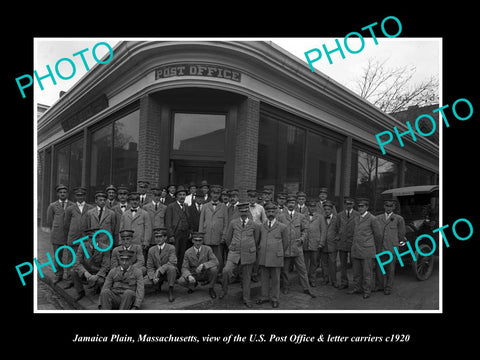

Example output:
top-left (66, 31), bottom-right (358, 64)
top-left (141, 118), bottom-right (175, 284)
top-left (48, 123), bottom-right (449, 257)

top-left (34, 38), bottom-right (440, 108)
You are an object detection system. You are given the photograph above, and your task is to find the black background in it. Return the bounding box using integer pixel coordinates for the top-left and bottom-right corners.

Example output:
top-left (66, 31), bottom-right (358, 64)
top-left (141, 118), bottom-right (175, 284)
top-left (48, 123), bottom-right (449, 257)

top-left (7, 4), bottom-right (477, 353)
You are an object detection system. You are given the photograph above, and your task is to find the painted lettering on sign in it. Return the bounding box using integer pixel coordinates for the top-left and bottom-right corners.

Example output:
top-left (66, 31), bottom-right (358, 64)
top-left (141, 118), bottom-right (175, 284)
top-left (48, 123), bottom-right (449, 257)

top-left (155, 63), bottom-right (241, 82)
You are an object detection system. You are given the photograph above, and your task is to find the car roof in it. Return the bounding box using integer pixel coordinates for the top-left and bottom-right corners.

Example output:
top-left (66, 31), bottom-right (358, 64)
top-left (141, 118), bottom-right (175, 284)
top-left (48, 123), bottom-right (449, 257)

top-left (381, 185), bottom-right (439, 197)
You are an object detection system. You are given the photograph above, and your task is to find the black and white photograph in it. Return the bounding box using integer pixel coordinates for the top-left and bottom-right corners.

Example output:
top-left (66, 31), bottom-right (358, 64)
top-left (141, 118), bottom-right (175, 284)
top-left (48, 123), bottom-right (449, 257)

top-left (8, 7), bottom-right (478, 352)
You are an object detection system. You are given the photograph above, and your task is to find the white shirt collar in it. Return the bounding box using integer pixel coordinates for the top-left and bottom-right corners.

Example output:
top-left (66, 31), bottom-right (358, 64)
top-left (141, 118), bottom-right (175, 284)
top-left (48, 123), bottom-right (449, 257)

top-left (267, 218), bottom-right (276, 226)
top-left (240, 217), bottom-right (250, 224)
top-left (360, 211), bottom-right (369, 218)
top-left (158, 243), bottom-right (166, 250)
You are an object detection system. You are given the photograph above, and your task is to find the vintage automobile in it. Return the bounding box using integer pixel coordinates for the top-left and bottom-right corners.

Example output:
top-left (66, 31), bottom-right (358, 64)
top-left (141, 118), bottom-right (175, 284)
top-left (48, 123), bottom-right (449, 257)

top-left (381, 185), bottom-right (439, 280)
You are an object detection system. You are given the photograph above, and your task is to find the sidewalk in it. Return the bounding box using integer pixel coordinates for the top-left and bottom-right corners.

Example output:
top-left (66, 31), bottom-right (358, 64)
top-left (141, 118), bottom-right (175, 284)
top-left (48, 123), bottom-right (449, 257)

top-left (36, 228), bottom-right (261, 310)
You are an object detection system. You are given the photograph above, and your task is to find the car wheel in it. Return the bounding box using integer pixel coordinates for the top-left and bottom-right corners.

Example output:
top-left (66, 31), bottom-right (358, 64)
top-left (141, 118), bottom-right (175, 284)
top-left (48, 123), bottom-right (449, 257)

top-left (412, 243), bottom-right (435, 281)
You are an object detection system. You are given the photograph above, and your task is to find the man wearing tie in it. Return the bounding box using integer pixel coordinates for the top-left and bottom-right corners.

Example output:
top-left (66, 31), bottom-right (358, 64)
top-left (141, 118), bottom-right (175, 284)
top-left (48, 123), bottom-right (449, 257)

top-left (319, 200), bottom-right (340, 287)
top-left (143, 187), bottom-right (168, 254)
top-left (336, 197), bottom-right (359, 290)
top-left (164, 184), bottom-right (177, 206)
top-left (198, 185), bottom-right (229, 277)
top-left (316, 187), bottom-right (337, 215)
top-left (184, 182), bottom-right (198, 206)
top-left (179, 231), bottom-right (219, 299)
top-left (277, 194), bottom-right (315, 298)
top-left (275, 192), bottom-right (288, 215)
top-left (165, 186), bottom-right (191, 273)
top-left (220, 202), bottom-right (261, 308)
top-left (46, 184), bottom-right (74, 284)
top-left (63, 187), bottom-right (94, 288)
top-left (146, 227), bottom-right (177, 302)
top-left (120, 192), bottom-right (152, 261)
top-left (86, 191), bottom-right (117, 249)
top-left (256, 202), bottom-right (289, 308)
top-left (111, 229), bottom-right (146, 276)
top-left (187, 195), bottom-right (204, 233)
top-left (137, 180), bottom-right (151, 208)
top-left (105, 184), bottom-right (118, 209)
top-left (296, 191), bottom-right (308, 215)
top-left (111, 185), bottom-right (130, 247)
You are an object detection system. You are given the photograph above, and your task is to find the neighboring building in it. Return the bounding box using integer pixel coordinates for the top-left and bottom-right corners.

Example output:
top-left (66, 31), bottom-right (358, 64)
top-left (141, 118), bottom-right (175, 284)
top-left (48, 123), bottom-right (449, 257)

top-left (37, 41), bottom-right (439, 226)
top-left (37, 103), bottom-right (50, 119)
top-left (390, 104), bottom-right (440, 145)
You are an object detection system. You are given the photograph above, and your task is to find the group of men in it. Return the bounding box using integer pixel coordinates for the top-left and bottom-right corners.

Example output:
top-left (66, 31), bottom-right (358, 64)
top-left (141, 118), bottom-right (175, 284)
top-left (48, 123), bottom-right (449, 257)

top-left (46, 181), bottom-right (405, 310)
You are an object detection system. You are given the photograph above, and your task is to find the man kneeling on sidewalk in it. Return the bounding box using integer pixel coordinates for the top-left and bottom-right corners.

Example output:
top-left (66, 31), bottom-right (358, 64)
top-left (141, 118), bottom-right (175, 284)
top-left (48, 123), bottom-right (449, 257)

top-left (99, 249), bottom-right (144, 310)
top-left (178, 231), bottom-right (219, 299)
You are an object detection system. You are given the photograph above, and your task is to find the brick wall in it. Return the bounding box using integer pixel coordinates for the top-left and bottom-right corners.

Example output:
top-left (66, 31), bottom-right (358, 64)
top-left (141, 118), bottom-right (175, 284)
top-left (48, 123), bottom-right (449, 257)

top-left (234, 97), bottom-right (260, 201)
top-left (138, 95), bottom-right (162, 190)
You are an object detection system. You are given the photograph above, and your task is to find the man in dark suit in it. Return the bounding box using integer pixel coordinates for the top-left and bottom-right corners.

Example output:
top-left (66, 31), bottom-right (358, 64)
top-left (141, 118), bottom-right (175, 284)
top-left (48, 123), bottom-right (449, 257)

top-left (46, 184), bottom-right (74, 284)
top-left (165, 186), bottom-right (191, 273)
top-left (111, 185), bottom-right (130, 246)
top-left (146, 227), bottom-right (177, 302)
top-left (63, 187), bottom-right (94, 288)
top-left (164, 184), bottom-right (177, 206)
top-left (138, 180), bottom-right (151, 208)
top-left (336, 197), bottom-right (359, 289)
top-left (187, 195), bottom-right (204, 233)
top-left (86, 191), bottom-right (116, 244)
top-left (319, 200), bottom-right (339, 287)
top-left (178, 231), bottom-right (219, 299)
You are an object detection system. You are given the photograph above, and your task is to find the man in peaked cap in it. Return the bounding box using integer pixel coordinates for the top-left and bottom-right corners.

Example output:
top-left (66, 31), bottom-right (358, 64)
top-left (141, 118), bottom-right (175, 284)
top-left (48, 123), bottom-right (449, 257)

top-left (374, 197), bottom-right (405, 295)
top-left (46, 184), bottom-right (74, 284)
top-left (105, 184), bottom-right (118, 209)
top-left (137, 180), bottom-right (151, 207)
top-left (111, 229), bottom-right (146, 276)
top-left (164, 183), bottom-right (177, 206)
top-left (143, 187), bottom-right (168, 251)
top-left (179, 231), bottom-right (219, 299)
top-left (85, 190), bottom-right (116, 247)
top-left (185, 181), bottom-right (198, 206)
top-left (221, 202), bottom-right (261, 308)
top-left (296, 191), bottom-right (308, 215)
top-left (348, 197), bottom-right (382, 299)
top-left (275, 192), bottom-right (288, 215)
top-left (319, 200), bottom-right (340, 287)
top-left (316, 187), bottom-right (337, 215)
top-left (99, 249), bottom-right (144, 310)
top-left (146, 227), bottom-right (177, 302)
top-left (198, 180), bottom-right (210, 203)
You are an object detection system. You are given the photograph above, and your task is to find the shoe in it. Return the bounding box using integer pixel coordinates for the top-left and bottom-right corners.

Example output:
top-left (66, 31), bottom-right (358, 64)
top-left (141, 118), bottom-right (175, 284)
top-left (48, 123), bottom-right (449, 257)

top-left (256, 298), bottom-right (270, 305)
top-left (244, 301), bottom-right (253, 308)
top-left (219, 290), bottom-right (226, 299)
top-left (168, 288), bottom-right (175, 302)
top-left (338, 284), bottom-right (348, 290)
top-left (62, 281), bottom-right (73, 289)
top-left (363, 293), bottom-right (370, 299)
top-left (251, 275), bottom-right (258, 283)
top-left (73, 291), bottom-right (85, 301)
top-left (209, 288), bottom-right (217, 299)
top-left (304, 289), bottom-right (316, 298)
top-left (272, 301), bottom-right (279, 308)
top-left (347, 289), bottom-right (362, 295)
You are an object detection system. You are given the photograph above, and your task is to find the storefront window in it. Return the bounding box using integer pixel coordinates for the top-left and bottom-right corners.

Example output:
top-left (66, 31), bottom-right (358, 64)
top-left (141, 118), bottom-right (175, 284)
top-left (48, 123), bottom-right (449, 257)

top-left (113, 111), bottom-right (139, 189)
top-left (305, 132), bottom-right (342, 200)
top-left (90, 125), bottom-right (112, 195)
top-left (350, 148), bottom-right (399, 213)
top-left (172, 113), bottom-right (226, 153)
top-left (257, 114), bottom-right (306, 195)
top-left (55, 137), bottom-right (83, 199)
top-left (405, 162), bottom-right (435, 186)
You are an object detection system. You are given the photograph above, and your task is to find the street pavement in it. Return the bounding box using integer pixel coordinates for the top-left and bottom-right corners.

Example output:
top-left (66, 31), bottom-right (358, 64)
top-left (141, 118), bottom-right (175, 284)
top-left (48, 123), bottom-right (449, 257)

top-left (36, 227), bottom-right (439, 311)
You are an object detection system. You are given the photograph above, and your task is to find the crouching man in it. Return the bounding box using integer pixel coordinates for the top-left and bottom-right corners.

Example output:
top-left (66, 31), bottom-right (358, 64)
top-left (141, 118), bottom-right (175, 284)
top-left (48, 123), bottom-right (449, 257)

top-left (178, 231), bottom-right (219, 299)
top-left (145, 227), bottom-right (177, 302)
top-left (99, 249), bottom-right (144, 310)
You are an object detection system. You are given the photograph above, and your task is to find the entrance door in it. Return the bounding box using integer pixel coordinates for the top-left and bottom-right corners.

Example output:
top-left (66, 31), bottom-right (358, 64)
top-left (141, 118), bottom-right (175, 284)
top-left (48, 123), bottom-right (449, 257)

top-left (172, 160), bottom-right (224, 186)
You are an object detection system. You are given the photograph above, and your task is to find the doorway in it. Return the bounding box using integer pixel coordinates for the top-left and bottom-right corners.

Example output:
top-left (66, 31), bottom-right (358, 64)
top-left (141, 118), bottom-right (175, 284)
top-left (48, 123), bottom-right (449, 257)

top-left (172, 160), bottom-right (224, 187)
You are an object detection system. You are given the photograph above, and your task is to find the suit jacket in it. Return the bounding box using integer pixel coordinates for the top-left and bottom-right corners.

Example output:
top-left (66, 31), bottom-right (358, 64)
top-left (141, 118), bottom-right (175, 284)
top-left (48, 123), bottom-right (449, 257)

top-left (138, 194), bottom-right (152, 208)
top-left (316, 200), bottom-right (337, 216)
top-left (277, 211), bottom-right (308, 257)
top-left (143, 201), bottom-right (167, 244)
top-left (225, 218), bottom-right (261, 265)
top-left (181, 245), bottom-right (219, 277)
top-left (199, 202), bottom-right (229, 246)
top-left (227, 203), bottom-right (241, 224)
top-left (146, 244), bottom-right (177, 280)
top-left (111, 244), bottom-right (145, 270)
top-left (376, 213), bottom-right (406, 253)
top-left (120, 208), bottom-right (152, 247)
top-left (164, 193), bottom-right (177, 206)
top-left (105, 199), bottom-right (118, 210)
top-left (64, 202), bottom-right (95, 246)
top-left (111, 202), bottom-right (130, 245)
top-left (351, 212), bottom-right (382, 259)
top-left (337, 209), bottom-right (359, 251)
top-left (165, 201), bottom-right (190, 239)
top-left (323, 214), bottom-right (339, 253)
top-left (297, 204), bottom-right (308, 215)
top-left (46, 200), bottom-right (74, 245)
top-left (303, 212), bottom-right (327, 251)
top-left (73, 243), bottom-right (111, 279)
top-left (86, 206), bottom-right (116, 240)
top-left (187, 203), bottom-right (202, 232)
top-left (258, 219), bottom-right (289, 267)
top-left (103, 266), bottom-right (144, 308)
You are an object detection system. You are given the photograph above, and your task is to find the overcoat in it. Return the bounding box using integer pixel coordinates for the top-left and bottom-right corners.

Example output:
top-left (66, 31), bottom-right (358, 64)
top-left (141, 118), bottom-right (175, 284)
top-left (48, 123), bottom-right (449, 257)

top-left (146, 244), bottom-right (177, 280)
top-left (119, 208), bottom-right (152, 247)
top-left (375, 213), bottom-right (406, 253)
top-left (337, 209), bottom-right (359, 251)
top-left (143, 201), bottom-right (167, 244)
top-left (258, 220), bottom-right (289, 267)
top-left (303, 212), bottom-right (327, 251)
top-left (323, 214), bottom-right (340, 253)
top-left (181, 245), bottom-right (219, 277)
top-left (198, 202), bottom-right (229, 246)
top-left (277, 211), bottom-right (307, 257)
top-left (46, 200), bottom-right (74, 245)
top-left (165, 201), bottom-right (190, 239)
top-left (187, 203), bottom-right (202, 233)
top-left (64, 202), bottom-right (95, 246)
top-left (351, 212), bottom-right (382, 259)
top-left (225, 218), bottom-right (261, 265)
